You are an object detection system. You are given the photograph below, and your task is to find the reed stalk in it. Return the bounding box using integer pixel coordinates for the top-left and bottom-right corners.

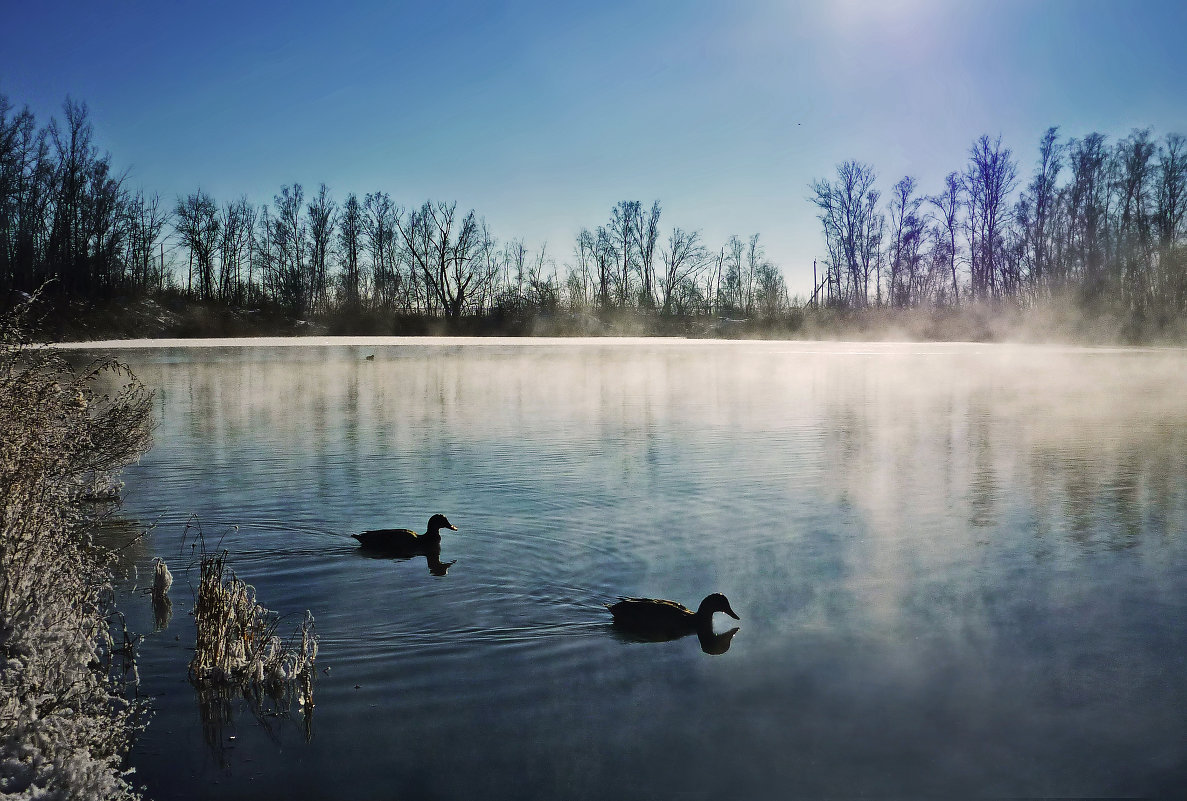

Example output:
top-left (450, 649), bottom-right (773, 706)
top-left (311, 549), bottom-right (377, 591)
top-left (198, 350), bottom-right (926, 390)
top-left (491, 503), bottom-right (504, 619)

top-left (189, 551), bottom-right (317, 710)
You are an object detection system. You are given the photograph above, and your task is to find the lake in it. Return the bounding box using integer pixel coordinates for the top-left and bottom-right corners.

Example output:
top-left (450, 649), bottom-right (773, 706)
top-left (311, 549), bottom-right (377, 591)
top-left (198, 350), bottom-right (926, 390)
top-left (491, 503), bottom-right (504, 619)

top-left (74, 337), bottom-right (1187, 799)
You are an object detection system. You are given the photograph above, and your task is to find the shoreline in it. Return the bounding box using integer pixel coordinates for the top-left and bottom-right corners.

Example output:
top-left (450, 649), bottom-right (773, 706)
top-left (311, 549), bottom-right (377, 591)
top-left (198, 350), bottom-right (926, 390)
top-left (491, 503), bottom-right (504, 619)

top-left (49, 335), bottom-right (1182, 355)
top-left (19, 291), bottom-right (1187, 349)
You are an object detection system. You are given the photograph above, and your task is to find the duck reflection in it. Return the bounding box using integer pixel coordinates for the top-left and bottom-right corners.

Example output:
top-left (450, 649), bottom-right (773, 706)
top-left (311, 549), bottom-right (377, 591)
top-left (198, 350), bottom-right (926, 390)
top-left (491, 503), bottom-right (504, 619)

top-left (610, 623), bottom-right (740, 655)
top-left (356, 542), bottom-right (457, 576)
top-left (697, 625), bottom-right (740, 655)
top-left (424, 548), bottom-right (456, 577)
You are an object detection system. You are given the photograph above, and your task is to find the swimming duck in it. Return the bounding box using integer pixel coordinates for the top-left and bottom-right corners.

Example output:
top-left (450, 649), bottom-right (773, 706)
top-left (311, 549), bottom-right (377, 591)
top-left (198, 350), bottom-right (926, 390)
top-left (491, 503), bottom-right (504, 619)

top-left (352, 514), bottom-right (457, 554)
top-left (605, 592), bottom-right (739, 637)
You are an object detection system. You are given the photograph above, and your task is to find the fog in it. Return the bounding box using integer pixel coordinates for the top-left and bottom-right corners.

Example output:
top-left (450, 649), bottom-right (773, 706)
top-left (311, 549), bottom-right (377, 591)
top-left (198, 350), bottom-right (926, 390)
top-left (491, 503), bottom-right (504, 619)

top-left (80, 338), bottom-right (1187, 798)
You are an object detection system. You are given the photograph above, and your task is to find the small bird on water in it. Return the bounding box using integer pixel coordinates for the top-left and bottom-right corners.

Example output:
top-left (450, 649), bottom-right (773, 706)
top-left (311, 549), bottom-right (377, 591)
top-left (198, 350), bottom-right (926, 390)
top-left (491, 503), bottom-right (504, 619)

top-left (352, 513), bottom-right (457, 554)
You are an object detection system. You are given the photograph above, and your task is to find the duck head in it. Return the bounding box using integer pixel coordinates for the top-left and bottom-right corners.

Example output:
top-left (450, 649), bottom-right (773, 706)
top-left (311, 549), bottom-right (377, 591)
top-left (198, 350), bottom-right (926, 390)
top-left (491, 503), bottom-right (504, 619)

top-left (427, 514), bottom-right (458, 534)
top-left (696, 592), bottom-right (740, 621)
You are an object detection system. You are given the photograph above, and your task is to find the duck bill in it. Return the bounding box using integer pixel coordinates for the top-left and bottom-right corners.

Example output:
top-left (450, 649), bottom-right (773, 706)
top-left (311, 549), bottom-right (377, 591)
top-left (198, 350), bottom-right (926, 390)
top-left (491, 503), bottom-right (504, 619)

top-left (724, 604), bottom-right (740, 620)
top-left (447, 524), bottom-right (458, 531)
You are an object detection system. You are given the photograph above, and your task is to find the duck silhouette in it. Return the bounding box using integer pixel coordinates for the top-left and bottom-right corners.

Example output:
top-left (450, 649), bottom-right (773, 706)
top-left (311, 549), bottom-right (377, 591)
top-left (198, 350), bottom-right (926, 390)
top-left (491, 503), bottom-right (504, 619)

top-left (606, 593), bottom-right (740, 654)
top-left (352, 514), bottom-right (457, 555)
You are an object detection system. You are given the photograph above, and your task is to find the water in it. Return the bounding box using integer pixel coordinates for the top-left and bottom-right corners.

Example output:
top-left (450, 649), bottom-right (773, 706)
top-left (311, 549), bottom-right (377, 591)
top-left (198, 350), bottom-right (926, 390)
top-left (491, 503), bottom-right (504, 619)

top-left (74, 338), bottom-right (1187, 799)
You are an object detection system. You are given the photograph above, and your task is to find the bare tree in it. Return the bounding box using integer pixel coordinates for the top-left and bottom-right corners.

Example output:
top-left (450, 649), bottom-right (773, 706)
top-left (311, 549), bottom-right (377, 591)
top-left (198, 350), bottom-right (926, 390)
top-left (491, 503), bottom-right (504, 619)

top-left (888, 177), bottom-right (925, 306)
top-left (754, 259), bottom-right (787, 319)
top-left (929, 172), bottom-right (963, 304)
top-left (1155, 133), bottom-right (1187, 249)
top-left (525, 242), bottom-right (558, 312)
top-left (657, 227), bottom-right (709, 314)
top-left (1155, 133), bottom-right (1187, 310)
top-left (217, 197), bottom-right (252, 303)
top-left (635, 200), bottom-right (661, 309)
top-left (363, 192), bottom-right (397, 309)
top-left (265, 184), bottom-right (308, 315)
top-left (963, 135), bottom-right (1018, 300)
top-left (720, 235), bottom-right (745, 314)
top-left (858, 188), bottom-right (884, 308)
top-left (608, 200), bottom-right (639, 308)
top-left (396, 201), bottom-right (486, 318)
top-left (744, 233), bottom-right (765, 314)
top-left (0, 95), bottom-right (52, 293)
top-left (507, 237), bottom-right (528, 299)
top-left (810, 161), bottom-right (881, 307)
top-left (338, 193), bottom-right (363, 309)
top-left (174, 190), bottom-right (219, 299)
top-left (569, 228), bottom-right (597, 311)
top-left (472, 221), bottom-right (503, 314)
top-left (593, 225), bottom-right (615, 312)
top-left (306, 183), bottom-right (336, 314)
top-left (1063, 133), bottom-right (1110, 297)
top-left (1112, 129), bottom-right (1157, 312)
top-left (124, 191), bottom-right (168, 292)
top-left (46, 99), bottom-right (94, 294)
top-left (1018, 127), bottom-right (1063, 294)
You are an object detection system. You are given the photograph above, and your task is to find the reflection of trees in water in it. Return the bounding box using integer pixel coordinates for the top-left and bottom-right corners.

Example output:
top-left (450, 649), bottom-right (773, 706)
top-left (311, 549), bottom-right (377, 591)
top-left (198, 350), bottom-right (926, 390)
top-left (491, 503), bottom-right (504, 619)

top-left (811, 351), bottom-right (1187, 557)
top-left (968, 408), bottom-right (999, 529)
top-left (1029, 438), bottom-right (1187, 552)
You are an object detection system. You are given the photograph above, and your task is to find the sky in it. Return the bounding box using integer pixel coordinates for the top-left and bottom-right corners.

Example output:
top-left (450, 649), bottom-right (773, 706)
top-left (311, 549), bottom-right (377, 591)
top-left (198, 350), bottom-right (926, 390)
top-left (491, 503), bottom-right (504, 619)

top-left (3, 0), bottom-right (1186, 295)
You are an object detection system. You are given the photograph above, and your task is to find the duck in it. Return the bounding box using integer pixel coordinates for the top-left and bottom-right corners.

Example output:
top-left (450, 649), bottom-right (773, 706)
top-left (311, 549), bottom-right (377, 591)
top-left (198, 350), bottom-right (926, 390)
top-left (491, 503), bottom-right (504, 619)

top-left (352, 514), bottom-right (457, 554)
top-left (605, 592), bottom-right (739, 638)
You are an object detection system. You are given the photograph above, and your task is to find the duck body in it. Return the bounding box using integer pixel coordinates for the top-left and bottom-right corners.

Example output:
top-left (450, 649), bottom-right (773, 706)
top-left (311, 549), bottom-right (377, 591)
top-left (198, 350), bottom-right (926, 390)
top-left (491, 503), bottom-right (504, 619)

top-left (606, 593), bottom-right (739, 638)
top-left (352, 514), bottom-right (457, 555)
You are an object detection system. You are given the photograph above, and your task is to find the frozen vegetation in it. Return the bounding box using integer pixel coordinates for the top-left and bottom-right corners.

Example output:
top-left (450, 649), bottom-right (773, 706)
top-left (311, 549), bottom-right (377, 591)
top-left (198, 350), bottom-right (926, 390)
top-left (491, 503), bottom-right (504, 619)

top-left (189, 549), bottom-right (318, 710)
top-left (0, 302), bottom-right (154, 799)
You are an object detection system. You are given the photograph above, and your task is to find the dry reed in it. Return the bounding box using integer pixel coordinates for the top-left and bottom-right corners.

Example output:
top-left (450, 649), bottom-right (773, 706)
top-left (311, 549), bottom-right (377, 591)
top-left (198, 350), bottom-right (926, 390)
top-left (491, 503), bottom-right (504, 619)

top-left (189, 550), bottom-right (318, 710)
top-left (150, 558), bottom-right (173, 631)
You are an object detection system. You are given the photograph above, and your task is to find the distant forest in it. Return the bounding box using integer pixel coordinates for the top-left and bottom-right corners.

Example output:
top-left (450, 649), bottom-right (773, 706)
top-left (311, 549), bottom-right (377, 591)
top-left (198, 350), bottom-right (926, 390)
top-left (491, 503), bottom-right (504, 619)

top-left (2, 89), bottom-right (1186, 339)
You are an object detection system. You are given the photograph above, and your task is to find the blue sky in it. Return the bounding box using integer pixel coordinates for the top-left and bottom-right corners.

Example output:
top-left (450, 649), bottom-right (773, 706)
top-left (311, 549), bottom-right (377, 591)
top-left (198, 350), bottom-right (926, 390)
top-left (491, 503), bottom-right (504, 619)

top-left (3, 0), bottom-right (1186, 294)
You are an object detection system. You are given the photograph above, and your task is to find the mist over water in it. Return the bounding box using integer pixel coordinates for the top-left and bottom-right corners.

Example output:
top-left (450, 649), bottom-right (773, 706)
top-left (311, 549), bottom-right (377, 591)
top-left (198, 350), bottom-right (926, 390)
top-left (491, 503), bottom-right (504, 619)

top-left (88, 338), bottom-right (1187, 799)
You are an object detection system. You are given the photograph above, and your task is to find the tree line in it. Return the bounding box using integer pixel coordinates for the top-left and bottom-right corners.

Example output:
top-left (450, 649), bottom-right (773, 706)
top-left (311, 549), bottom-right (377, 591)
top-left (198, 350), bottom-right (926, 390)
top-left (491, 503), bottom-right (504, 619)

top-left (172, 188), bottom-right (790, 321)
top-left (810, 128), bottom-right (1187, 326)
top-left (1, 92), bottom-right (789, 326)
top-left (5, 88), bottom-right (1187, 335)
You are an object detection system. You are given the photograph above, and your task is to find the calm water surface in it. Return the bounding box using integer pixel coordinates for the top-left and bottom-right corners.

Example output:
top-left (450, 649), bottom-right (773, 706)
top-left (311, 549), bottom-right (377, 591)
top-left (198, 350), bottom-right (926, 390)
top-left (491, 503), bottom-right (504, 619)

top-left (76, 337), bottom-right (1187, 799)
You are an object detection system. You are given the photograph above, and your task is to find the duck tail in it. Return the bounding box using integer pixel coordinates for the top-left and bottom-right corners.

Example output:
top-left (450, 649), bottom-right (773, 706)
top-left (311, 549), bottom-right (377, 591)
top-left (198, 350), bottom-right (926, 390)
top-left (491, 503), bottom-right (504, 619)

top-left (350, 533), bottom-right (362, 542)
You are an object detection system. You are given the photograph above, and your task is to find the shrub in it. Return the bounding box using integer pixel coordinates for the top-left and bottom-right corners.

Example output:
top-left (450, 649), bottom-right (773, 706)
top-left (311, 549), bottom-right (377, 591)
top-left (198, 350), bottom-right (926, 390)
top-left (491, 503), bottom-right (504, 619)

top-left (0, 298), bottom-right (154, 799)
